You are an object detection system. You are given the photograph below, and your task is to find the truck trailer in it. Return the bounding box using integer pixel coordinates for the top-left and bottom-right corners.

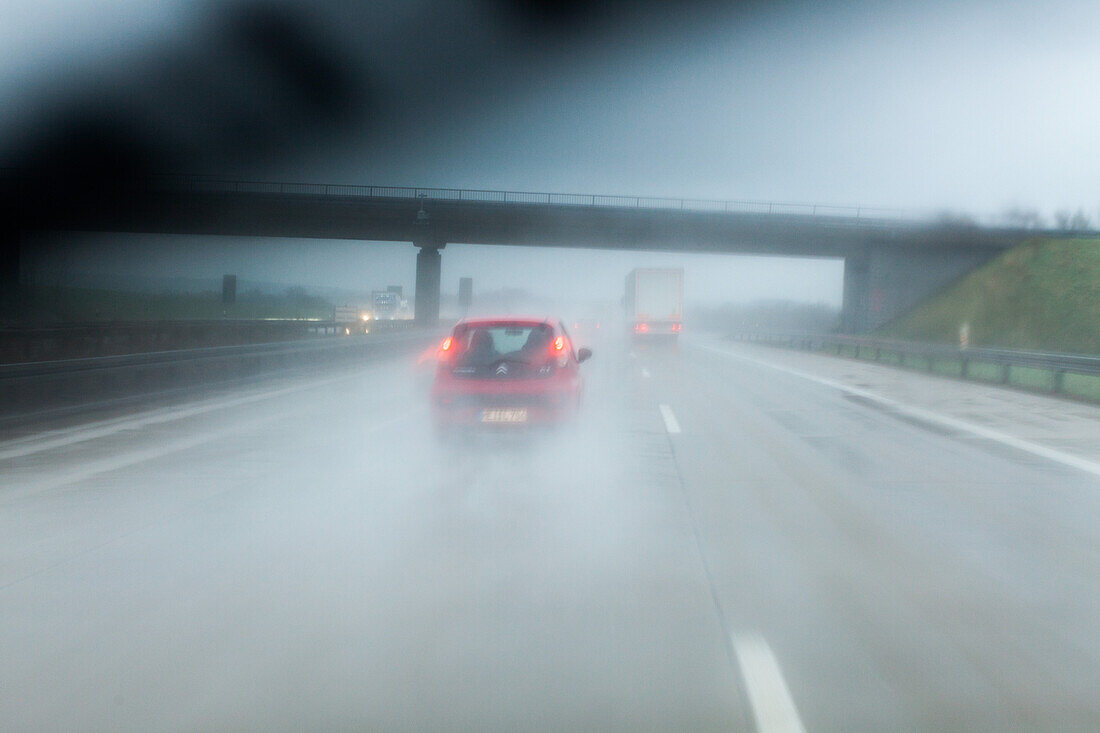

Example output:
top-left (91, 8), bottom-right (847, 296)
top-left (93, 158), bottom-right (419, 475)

top-left (625, 268), bottom-right (683, 338)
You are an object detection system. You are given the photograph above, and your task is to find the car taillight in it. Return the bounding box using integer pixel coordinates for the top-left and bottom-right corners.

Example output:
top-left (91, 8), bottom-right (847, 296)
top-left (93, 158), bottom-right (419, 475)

top-left (547, 335), bottom-right (569, 368)
top-left (438, 337), bottom-right (455, 361)
top-left (672, 323), bottom-right (682, 332)
top-left (635, 322), bottom-right (648, 333)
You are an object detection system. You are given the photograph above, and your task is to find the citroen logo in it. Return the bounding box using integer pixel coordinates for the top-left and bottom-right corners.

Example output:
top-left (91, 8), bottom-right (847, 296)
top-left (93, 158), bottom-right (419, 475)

top-left (495, 363), bottom-right (509, 375)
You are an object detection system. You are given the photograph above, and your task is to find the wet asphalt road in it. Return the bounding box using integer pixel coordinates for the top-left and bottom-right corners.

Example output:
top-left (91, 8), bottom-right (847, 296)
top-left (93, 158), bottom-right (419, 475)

top-left (2, 333), bottom-right (1098, 731)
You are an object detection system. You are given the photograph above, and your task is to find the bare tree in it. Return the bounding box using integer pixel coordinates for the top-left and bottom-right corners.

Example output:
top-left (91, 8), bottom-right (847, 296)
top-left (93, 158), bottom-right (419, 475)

top-left (1069, 208), bottom-right (1091, 231)
top-left (1055, 208), bottom-right (1092, 231)
top-left (1000, 206), bottom-right (1045, 229)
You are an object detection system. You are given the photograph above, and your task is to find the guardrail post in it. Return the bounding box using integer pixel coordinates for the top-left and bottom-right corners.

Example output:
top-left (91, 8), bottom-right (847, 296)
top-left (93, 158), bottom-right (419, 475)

top-left (1052, 370), bottom-right (1065, 394)
top-left (960, 358), bottom-right (969, 379)
top-left (1000, 364), bottom-right (1010, 384)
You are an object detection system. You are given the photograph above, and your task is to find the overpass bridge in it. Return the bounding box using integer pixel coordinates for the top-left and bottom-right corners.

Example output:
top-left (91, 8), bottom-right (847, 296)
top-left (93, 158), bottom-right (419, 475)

top-left (3, 176), bottom-right (1036, 331)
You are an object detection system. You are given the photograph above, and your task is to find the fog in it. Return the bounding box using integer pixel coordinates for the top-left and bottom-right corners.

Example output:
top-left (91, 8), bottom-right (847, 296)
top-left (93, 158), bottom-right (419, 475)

top-left (6, 341), bottom-right (730, 728)
top-left (4, 2), bottom-right (1100, 730)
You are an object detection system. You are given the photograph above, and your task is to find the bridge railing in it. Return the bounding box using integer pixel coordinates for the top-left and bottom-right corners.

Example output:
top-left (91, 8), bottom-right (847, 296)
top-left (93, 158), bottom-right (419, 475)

top-left (148, 176), bottom-right (915, 222)
top-left (731, 330), bottom-right (1100, 399)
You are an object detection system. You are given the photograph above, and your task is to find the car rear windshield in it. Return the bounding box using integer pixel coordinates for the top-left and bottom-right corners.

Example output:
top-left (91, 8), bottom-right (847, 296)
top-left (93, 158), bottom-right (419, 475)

top-left (453, 324), bottom-right (554, 366)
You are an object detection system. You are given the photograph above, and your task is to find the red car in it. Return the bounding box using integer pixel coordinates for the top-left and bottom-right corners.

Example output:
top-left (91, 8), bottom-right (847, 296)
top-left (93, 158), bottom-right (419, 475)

top-left (431, 317), bottom-right (592, 429)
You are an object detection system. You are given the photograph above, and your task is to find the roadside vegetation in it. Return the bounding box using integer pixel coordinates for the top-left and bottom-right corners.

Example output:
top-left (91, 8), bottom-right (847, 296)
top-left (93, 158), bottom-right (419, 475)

top-left (881, 238), bottom-right (1100, 355)
top-left (15, 285), bottom-right (334, 323)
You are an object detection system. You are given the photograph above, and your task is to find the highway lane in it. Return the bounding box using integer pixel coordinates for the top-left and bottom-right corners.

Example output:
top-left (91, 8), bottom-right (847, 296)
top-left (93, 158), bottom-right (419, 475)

top-left (2, 333), bottom-right (1098, 730)
top-left (647, 338), bottom-right (1100, 730)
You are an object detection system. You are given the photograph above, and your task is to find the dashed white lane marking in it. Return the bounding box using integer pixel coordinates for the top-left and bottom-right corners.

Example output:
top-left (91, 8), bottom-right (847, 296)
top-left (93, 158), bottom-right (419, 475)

top-left (659, 404), bottom-right (681, 434)
top-left (696, 342), bottom-right (1100, 480)
top-left (733, 633), bottom-right (807, 733)
top-left (641, 367), bottom-right (651, 378)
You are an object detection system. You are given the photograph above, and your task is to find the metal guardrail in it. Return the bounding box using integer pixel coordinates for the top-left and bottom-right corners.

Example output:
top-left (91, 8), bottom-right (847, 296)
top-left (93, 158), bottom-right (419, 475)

top-left (0, 329), bottom-right (423, 380)
top-left (0, 318), bottom-right (417, 364)
top-left (733, 331), bottom-right (1100, 395)
top-left (144, 175), bottom-right (915, 222)
top-left (0, 328), bottom-right (439, 422)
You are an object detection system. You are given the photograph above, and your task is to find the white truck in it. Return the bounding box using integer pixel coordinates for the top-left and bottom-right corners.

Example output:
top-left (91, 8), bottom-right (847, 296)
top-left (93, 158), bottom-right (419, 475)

top-left (625, 268), bottom-right (683, 338)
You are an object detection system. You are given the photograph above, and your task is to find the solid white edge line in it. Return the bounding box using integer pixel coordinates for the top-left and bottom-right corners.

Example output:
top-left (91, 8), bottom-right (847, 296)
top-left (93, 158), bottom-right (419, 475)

top-left (659, 403), bottom-right (682, 434)
top-left (1, 410), bottom-right (420, 504)
top-left (696, 341), bottom-right (1100, 479)
top-left (733, 633), bottom-right (807, 733)
top-left (0, 366), bottom-right (386, 461)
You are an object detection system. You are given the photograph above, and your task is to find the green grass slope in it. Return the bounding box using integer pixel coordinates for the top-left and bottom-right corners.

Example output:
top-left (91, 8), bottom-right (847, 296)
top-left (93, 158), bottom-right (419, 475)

top-left (881, 238), bottom-right (1100, 355)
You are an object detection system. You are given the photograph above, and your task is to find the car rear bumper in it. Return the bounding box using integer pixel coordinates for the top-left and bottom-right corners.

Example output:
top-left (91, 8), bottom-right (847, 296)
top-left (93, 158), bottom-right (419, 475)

top-left (431, 389), bottom-right (578, 426)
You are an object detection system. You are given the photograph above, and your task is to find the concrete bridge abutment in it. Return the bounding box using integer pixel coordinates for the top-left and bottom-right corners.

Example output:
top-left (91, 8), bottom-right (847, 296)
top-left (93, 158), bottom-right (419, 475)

top-left (841, 243), bottom-right (1002, 333)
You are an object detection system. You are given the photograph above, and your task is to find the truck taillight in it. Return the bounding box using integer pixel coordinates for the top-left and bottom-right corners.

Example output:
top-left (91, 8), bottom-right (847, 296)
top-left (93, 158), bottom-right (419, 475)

top-left (672, 323), bottom-right (682, 332)
top-left (635, 322), bottom-right (648, 333)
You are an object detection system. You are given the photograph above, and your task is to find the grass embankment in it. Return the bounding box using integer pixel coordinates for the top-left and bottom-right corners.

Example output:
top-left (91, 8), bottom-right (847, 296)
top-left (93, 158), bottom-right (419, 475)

top-left (875, 238), bottom-right (1100, 402)
top-left (17, 285), bottom-right (334, 322)
top-left (882, 238), bottom-right (1100, 354)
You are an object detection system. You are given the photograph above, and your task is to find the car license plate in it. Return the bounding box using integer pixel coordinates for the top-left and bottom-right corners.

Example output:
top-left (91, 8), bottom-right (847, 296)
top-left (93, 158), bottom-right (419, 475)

top-left (480, 408), bottom-right (528, 423)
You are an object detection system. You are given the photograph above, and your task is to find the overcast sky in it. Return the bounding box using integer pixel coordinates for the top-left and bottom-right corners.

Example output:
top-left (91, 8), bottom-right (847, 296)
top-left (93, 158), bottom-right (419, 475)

top-left (4, 0), bottom-right (1097, 306)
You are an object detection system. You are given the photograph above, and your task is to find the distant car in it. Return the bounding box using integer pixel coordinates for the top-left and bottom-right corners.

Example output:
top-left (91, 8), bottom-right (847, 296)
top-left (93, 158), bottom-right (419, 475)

top-left (431, 317), bottom-right (592, 430)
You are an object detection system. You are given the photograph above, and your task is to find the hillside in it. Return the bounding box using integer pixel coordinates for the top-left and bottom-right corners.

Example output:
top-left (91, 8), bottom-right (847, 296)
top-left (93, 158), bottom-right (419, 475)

top-left (881, 238), bottom-right (1100, 355)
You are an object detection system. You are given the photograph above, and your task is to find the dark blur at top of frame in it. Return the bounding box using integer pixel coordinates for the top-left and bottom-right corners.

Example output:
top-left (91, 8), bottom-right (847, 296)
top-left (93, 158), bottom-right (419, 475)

top-left (1, 0), bottom-right (732, 210)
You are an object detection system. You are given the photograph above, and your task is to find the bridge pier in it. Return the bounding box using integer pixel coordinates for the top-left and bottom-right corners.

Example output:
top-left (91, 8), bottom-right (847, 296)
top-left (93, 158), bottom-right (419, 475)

top-left (841, 249), bottom-right (871, 333)
top-left (414, 241), bottom-right (444, 325)
top-left (840, 244), bottom-right (1001, 334)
